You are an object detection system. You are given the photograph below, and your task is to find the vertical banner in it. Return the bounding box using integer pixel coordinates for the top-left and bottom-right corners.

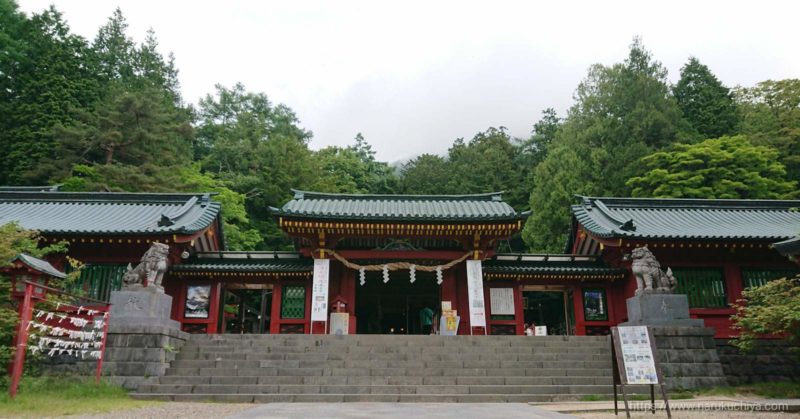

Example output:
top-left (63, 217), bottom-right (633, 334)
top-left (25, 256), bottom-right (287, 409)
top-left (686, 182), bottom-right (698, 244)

top-left (466, 260), bottom-right (486, 329)
top-left (311, 259), bottom-right (330, 322)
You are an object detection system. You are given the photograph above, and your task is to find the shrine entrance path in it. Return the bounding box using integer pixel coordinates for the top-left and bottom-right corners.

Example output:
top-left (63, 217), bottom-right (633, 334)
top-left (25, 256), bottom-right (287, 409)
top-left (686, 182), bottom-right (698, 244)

top-left (232, 403), bottom-right (575, 419)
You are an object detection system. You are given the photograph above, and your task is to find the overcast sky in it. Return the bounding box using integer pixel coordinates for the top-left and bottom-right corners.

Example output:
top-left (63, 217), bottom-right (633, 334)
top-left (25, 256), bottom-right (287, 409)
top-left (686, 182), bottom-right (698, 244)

top-left (17, 1), bottom-right (800, 162)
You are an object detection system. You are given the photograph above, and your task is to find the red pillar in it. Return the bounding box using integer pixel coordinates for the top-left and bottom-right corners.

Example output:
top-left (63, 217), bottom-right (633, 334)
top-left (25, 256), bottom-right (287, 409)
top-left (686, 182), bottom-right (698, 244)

top-left (9, 282), bottom-right (33, 398)
top-left (515, 283), bottom-right (525, 335)
top-left (572, 285), bottom-right (586, 335)
top-left (269, 281), bottom-right (282, 334)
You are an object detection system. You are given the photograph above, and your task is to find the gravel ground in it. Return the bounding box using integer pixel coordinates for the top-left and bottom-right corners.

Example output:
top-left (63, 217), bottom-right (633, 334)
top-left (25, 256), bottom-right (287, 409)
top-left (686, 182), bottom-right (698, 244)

top-left (578, 412), bottom-right (796, 419)
top-left (59, 402), bottom-right (252, 419)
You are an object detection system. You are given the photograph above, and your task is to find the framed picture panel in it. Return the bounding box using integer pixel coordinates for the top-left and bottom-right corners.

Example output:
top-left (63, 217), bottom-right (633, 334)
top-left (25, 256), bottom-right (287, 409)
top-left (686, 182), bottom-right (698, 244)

top-left (583, 288), bottom-right (608, 321)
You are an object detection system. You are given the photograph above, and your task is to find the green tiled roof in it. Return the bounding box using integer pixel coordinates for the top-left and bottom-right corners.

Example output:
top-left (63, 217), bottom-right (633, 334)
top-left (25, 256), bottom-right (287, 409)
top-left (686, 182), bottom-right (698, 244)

top-left (572, 196), bottom-right (800, 241)
top-left (774, 236), bottom-right (800, 257)
top-left (274, 190), bottom-right (529, 222)
top-left (0, 191), bottom-right (221, 236)
top-left (12, 253), bottom-right (66, 279)
top-left (172, 252), bottom-right (312, 273)
top-left (483, 254), bottom-right (625, 277)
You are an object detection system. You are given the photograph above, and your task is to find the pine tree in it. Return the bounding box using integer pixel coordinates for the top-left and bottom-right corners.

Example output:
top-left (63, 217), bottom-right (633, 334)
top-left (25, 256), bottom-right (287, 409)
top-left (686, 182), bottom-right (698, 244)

top-left (673, 57), bottom-right (739, 138)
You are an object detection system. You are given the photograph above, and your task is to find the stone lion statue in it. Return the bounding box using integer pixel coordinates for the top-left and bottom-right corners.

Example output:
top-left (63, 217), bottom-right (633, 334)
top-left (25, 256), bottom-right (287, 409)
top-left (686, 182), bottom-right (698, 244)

top-left (630, 246), bottom-right (677, 295)
top-left (122, 242), bottom-right (170, 291)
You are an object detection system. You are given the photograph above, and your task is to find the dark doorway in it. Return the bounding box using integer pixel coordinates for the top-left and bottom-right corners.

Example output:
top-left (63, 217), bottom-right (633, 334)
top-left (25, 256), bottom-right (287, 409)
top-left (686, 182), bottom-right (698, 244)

top-left (222, 286), bottom-right (273, 334)
top-left (523, 290), bottom-right (571, 335)
top-left (356, 270), bottom-right (439, 334)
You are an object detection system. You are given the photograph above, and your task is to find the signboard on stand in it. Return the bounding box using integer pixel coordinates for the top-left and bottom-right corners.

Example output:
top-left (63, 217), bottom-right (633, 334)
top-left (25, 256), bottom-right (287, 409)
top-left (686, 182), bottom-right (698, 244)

top-left (610, 326), bottom-right (672, 418)
top-left (311, 259), bottom-right (330, 323)
top-left (329, 312), bottom-right (349, 335)
top-left (466, 260), bottom-right (486, 333)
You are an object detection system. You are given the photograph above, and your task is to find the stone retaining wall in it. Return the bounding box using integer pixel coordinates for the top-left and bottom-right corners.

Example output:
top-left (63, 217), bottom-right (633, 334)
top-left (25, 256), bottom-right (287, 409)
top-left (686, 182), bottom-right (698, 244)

top-left (651, 326), bottom-right (728, 390)
top-left (716, 339), bottom-right (800, 385)
top-left (101, 324), bottom-right (188, 389)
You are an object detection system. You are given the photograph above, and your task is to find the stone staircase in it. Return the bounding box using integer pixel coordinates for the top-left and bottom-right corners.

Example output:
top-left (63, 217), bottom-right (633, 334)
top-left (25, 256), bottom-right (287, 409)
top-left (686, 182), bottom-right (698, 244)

top-left (133, 334), bottom-right (626, 403)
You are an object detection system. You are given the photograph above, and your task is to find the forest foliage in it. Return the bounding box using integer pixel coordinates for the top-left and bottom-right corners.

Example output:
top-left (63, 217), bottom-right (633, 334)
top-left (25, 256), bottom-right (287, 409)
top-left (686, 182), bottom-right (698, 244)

top-left (1, 3), bottom-right (798, 252)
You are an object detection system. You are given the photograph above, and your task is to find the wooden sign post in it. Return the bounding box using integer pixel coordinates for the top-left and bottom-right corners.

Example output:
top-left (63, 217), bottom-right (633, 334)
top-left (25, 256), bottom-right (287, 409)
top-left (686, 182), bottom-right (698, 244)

top-left (610, 326), bottom-right (671, 418)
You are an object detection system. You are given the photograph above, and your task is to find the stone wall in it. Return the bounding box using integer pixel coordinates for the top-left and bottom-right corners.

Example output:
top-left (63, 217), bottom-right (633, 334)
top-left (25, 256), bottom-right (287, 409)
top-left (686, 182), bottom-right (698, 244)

top-left (39, 324), bottom-right (187, 390)
top-left (716, 339), bottom-right (800, 385)
top-left (651, 326), bottom-right (728, 390)
top-left (101, 324), bottom-right (188, 389)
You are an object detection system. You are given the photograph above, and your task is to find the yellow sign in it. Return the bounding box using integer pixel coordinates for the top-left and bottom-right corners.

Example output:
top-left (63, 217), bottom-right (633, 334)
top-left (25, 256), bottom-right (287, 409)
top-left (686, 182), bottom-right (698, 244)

top-left (445, 316), bottom-right (457, 331)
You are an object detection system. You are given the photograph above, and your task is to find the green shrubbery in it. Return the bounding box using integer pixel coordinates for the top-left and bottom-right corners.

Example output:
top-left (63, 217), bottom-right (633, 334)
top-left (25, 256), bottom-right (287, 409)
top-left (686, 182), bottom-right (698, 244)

top-left (731, 276), bottom-right (800, 352)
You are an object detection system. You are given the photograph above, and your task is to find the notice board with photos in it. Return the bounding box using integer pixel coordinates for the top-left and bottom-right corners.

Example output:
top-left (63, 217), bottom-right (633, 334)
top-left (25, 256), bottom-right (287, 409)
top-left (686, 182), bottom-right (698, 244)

top-left (610, 325), bottom-right (672, 418)
top-left (611, 325), bottom-right (660, 384)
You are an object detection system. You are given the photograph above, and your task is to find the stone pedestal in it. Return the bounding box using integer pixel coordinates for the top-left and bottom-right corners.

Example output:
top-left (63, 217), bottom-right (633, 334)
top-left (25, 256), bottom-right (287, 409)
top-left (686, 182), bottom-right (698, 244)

top-left (102, 289), bottom-right (187, 389)
top-left (621, 293), bottom-right (704, 327)
top-left (620, 293), bottom-right (727, 389)
top-left (109, 288), bottom-right (180, 330)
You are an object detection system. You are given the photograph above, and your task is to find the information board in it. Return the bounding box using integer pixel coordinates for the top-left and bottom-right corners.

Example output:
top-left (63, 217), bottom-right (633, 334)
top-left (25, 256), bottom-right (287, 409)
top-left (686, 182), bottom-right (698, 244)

top-left (465, 260), bottom-right (486, 328)
top-left (489, 288), bottom-right (515, 315)
top-left (329, 312), bottom-right (349, 335)
top-left (311, 259), bottom-right (330, 322)
top-left (612, 326), bottom-right (659, 385)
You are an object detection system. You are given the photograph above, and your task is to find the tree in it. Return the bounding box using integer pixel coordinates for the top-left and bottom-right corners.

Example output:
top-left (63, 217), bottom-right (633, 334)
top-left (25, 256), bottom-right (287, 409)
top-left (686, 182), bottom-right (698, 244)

top-left (133, 28), bottom-right (182, 105)
top-left (522, 145), bottom-right (594, 252)
top-left (400, 154), bottom-right (452, 195)
top-left (522, 38), bottom-right (692, 251)
top-left (735, 79), bottom-right (800, 182)
top-left (731, 276), bottom-right (800, 352)
top-left (197, 83), bottom-right (317, 249)
top-left (312, 146), bottom-right (369, 193)
top-left (445, 127), bottom-right (527, 208)
top-left (0, 4), bottom-right (100, 185)
top-left (92, 7), bottom-right (135, 85)
top-left (673, 57), bottom-right (739, 138)
top-left (45, 86), bottom-right (193, 181)
top-left (0, 223), bottom-right (69, 370)
top-left (627, 135), bottom-right (797, 199)
top-left (514, 108), bottom-right (562, 209)
top-left (59, 163), bottom-right (262, 250)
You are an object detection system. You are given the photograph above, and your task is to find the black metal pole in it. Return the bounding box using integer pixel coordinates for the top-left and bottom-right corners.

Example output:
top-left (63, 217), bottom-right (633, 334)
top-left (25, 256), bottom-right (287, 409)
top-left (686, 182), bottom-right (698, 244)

top-left (651, 384), bottom-right (656, 414)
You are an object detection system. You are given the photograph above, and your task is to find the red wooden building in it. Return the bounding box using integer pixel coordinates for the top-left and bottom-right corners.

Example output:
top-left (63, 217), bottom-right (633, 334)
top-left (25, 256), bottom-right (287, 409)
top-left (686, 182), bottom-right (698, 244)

top-left (569, 196), bottom-right (800, 337)
top-left (2, 188), bottom-right (798, 338)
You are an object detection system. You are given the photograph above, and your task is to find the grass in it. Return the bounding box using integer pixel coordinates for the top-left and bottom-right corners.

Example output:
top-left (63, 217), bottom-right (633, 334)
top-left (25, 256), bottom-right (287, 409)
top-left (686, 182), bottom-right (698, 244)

top-left (578, 381), bottom-right (800, 403)
top-left (696, 381), bottom-right (800, 399)
top-left (0, 376), bottom-right (156, 418)
top-left (578, 390), bottom-right (694, 402)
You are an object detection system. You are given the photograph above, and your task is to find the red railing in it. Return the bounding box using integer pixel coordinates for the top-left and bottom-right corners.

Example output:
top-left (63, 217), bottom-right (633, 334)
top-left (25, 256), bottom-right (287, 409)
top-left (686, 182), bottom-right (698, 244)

top-left (9, 280), bottom-right (111, 398)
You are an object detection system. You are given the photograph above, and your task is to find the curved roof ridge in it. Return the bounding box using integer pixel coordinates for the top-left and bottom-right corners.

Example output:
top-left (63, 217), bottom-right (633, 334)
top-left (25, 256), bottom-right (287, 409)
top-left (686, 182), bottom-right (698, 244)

top-left (578, 195), bottom-right (800, 210)
top-left (291, 189), bottom-right (504, 202)
top-left (0, 190), bottom-right (219, 203)
top-left (572, 196), bottom-right (800, 241)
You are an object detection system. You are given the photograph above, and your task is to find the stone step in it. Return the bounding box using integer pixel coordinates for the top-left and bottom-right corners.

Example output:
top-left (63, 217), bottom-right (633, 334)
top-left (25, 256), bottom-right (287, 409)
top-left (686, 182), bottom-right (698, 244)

top-left (137, 383), bottom-right (621, 396)
top-left (130, 393), bottom-right (615, 403)
top-left (164, 366), bottom-right (612, 377)
top-left (186, 336), bottom-right (609, 348)
top-left (168, 359), bottom-right (611, 370)
top-left (177, 347), bottom-right (610, 356)
top-left (155, 375), bottom-right (613, 386)
top-left (174, 353), bottom-right (610, 363)
top-left (188, 335), bottom-right (611, 343)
